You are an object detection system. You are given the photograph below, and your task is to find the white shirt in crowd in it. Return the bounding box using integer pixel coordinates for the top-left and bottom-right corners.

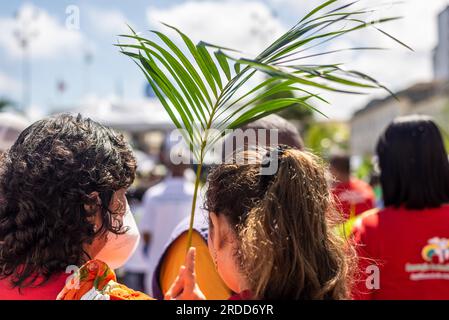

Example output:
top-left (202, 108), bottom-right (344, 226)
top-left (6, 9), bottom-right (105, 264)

top-left (122, 201), bottom-right (150, 274)
top-left (139, 176), bottom-right (198, 293)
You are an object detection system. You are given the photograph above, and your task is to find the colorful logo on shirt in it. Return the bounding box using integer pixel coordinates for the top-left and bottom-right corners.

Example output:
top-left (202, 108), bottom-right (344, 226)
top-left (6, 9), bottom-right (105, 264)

top-left (421, 237), bottom-right (449, 263)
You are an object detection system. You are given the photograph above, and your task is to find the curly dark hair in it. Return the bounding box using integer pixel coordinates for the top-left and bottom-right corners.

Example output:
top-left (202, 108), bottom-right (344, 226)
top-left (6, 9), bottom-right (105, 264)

top-left (0, 113), bottom-right (136, 288)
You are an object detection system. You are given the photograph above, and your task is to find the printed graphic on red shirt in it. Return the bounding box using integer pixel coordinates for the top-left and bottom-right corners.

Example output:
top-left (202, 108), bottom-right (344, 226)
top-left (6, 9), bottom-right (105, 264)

top-left (405, 237), bottom-right (449, 281)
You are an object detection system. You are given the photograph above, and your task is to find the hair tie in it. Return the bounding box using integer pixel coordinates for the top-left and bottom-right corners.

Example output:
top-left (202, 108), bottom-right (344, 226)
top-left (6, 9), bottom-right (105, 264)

top-left (259, 145), bottom-right (290, 189)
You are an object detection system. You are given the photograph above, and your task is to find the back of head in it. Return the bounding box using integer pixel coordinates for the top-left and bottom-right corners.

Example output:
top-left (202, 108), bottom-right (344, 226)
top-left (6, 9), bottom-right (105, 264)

top-left (159, 134), bottom-right (190, 177)
top-left (376, 114), bottom-right (449, 209)
top-left (329, 153), bottom-right (350, 182)
top-left (206, 147), bottom-right (353, 299)
top-left (0, 113), bottom-right (136, 288)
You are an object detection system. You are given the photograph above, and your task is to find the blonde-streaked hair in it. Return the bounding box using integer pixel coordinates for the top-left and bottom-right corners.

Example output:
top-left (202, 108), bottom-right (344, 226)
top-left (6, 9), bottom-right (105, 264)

top-left (205, 147), bottom-right (355, 300)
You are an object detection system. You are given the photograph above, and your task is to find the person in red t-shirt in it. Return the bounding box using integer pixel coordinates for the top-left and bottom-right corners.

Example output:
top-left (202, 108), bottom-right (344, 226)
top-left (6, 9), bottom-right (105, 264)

top-left (353, 114), bottom-right (449, 300)
top-left (330, 154), bottom-right (375, 220)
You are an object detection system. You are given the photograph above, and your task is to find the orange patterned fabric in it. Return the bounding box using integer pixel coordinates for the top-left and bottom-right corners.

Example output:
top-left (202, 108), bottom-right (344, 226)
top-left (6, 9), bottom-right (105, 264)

top-left (57, 260), bottom-right (153, 300)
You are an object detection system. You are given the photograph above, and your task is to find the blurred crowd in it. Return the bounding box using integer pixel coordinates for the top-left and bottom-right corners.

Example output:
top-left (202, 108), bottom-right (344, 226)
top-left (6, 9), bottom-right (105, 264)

top-left (0, 111), bottom-right (448, 300)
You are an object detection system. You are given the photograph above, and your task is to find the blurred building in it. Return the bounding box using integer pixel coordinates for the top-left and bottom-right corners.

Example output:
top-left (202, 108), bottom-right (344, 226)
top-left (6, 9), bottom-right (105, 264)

top-left (350, 81), bottom-right (449, 157)
top-left (434, 5), bottom-right (449, 81)
top-left (351, 5), bottom-right (449, 158)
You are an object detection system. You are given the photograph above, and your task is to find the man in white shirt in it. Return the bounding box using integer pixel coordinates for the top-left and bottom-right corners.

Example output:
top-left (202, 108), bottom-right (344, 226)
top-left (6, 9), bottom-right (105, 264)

top-left (120, 200), bottom-right (151, 293)
top-left (139, 139), bottom-right (196, 294)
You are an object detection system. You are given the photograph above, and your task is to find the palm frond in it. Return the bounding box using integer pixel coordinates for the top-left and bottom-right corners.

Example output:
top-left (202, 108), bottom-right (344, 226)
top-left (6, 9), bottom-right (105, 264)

top-left (117, 0), bottom-right (411, 249)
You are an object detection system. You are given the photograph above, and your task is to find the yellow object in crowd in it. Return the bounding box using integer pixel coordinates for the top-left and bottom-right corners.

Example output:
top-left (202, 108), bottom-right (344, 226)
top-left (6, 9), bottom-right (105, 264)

top-left (160, 231), bottom-right (232, 300)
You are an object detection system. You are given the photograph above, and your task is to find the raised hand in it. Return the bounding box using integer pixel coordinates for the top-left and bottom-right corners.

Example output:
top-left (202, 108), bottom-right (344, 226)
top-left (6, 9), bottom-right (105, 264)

top-left (164, 247), bottom-right (206, 300)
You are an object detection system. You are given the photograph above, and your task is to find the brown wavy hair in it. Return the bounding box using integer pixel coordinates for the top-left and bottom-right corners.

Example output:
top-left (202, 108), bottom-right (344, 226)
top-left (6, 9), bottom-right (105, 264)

top-left (0, 114), bottom-right (136, 288)
top-left (205, 147), bottom-right (355, 299)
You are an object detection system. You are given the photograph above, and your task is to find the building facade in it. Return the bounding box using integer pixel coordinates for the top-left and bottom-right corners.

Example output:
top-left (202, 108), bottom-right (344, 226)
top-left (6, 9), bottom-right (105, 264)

top-left (350, 82), bottom-right (449, 157)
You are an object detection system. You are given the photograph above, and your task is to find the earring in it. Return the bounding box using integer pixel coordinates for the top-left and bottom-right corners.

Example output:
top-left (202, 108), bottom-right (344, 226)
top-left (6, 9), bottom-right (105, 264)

top-left (212, 248), bottom-right (218, 270)
top-left (93, 225), bottom-right (98, 233)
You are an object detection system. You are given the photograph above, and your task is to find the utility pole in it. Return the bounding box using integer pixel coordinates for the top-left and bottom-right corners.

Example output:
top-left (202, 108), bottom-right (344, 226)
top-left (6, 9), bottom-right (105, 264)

top-left (13, 7), bottom-right (39, 114)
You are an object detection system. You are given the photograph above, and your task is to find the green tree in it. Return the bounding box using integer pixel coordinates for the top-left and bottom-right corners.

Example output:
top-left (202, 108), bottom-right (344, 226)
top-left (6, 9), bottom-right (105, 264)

top-left (305, 121), bottom-right (349, 156)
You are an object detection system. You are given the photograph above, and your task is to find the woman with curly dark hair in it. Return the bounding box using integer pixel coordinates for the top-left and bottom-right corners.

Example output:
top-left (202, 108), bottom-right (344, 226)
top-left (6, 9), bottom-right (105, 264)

top-left (0, 113), bottom-right (139, 299)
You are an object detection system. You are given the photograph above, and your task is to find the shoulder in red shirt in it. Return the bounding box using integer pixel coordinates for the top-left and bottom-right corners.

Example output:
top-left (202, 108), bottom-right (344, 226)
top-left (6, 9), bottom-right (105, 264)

top-left (0, 272), bottom-right (68, 300)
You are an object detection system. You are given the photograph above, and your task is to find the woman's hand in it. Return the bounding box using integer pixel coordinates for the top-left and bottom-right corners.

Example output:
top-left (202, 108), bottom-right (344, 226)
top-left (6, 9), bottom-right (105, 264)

top-left (164, 247), bottom-right (206, 300)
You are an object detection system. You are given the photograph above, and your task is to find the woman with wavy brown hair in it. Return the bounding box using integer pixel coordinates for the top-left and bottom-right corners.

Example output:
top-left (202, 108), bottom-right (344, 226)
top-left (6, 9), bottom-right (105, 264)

top-left (0, 113), bottom-right (139, 299)
top-left (166, 146), bottom-right (356, 300)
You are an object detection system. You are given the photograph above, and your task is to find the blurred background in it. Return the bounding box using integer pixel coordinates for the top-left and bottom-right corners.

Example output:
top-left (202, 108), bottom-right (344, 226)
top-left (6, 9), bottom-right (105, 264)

top-left (1, 0), bottom-right (449, 295)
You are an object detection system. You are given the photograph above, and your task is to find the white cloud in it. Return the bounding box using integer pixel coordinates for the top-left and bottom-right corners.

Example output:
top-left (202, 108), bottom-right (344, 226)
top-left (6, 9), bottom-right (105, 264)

top-left (86, 7), bottom-right (133, 36)
top-left (142, 0), bottom-right (449, 120)
top-left (268, 0), bottom-right (317, 14)
top-left (0, 72), bottom-right (20, 95)
top-left (267, 0), bottom-right (449, 119)
top-left (0, 3), bottom-right (84, 59)
top-left (147, 0), bottom-right (286, 56)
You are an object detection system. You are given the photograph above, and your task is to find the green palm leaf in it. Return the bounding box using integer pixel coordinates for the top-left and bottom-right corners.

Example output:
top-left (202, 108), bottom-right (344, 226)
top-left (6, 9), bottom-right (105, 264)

top-left (117, 0), bottom-right (411, 250)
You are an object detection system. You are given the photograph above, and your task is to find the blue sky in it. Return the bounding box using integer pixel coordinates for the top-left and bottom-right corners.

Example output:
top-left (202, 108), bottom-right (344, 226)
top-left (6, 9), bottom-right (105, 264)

top-left (0, 0), bottom-right (448, 120)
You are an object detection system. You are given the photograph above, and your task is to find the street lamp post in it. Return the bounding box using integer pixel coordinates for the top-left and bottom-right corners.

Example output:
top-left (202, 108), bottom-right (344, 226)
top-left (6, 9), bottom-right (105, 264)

top-left (84, 50), bottom-right (93, 96)
top-left (13, 8), bottom-right (39, 114)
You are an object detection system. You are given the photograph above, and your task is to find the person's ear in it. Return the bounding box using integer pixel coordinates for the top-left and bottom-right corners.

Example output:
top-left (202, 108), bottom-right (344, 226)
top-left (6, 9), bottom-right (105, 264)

top-left (83, 191), bottom-right (101, 215)
top-left (209, 212), bottom-right (220, 251)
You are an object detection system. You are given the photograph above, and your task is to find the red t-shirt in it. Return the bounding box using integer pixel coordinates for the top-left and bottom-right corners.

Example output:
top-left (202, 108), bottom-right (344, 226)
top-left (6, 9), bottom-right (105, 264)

top-left (332, 179), bottom-right (375, 220)
top-left (228, 290), bottom-right (253, 300)
top-left (0, 272), bottom-right (68, 300)
top-left (353, 205), bottom-right (449, 300)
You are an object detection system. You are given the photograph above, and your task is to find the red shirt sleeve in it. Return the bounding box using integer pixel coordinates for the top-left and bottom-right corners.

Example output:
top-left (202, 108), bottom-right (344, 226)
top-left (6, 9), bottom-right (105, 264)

top-left (351, 212), bottom-right (379, 300)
